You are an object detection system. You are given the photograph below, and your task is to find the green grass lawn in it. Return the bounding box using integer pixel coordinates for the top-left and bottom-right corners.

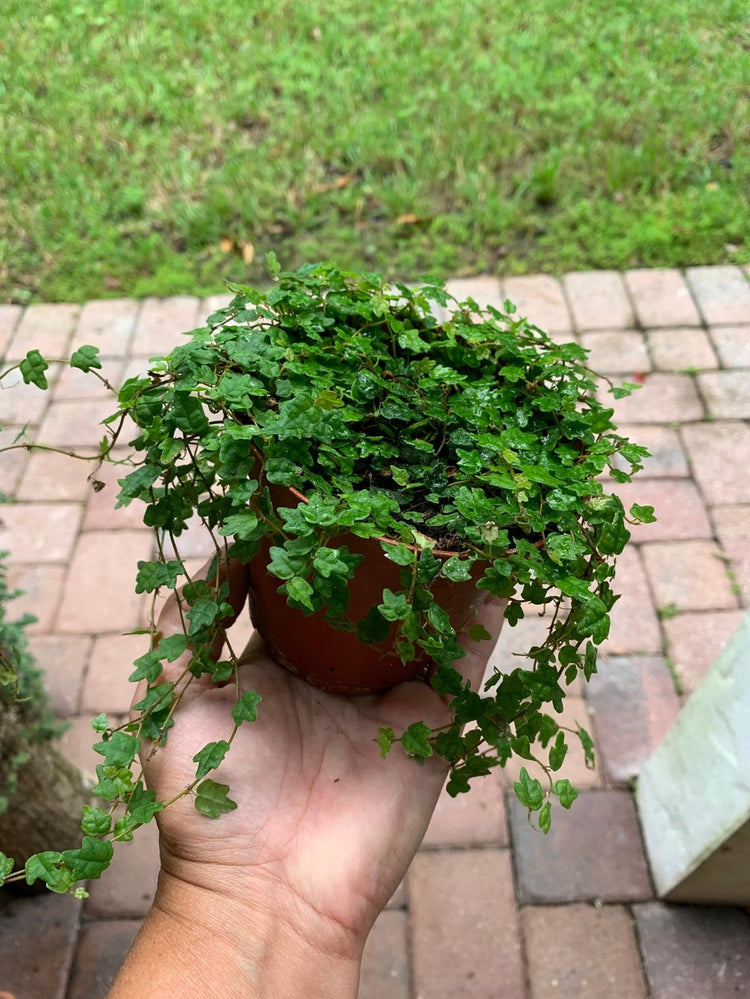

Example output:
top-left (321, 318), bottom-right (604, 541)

top-left (2, 0), bottom-right (749, 302)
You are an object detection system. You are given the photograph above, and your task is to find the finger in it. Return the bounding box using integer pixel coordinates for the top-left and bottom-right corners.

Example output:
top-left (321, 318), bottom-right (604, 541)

top-left (452, 594), bottom-right (507, 691)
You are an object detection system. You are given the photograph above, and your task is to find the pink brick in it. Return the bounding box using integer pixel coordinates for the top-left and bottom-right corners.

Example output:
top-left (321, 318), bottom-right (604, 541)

top-left (55, 529), bottom-right (153, 633)
top-left (686, 265), bottom-right (750, 324)
top-left (53, 358), bottom-right (124, 401)
top-left (202, 292), bottom-right (235, 316)
top-left (501, 274), bottom-right (572, 333)
top-left (28, 634), bottom-right (92, 715)
top-left (662, 610), bottom-right (747, 694)
top-left (409, 849), bottom-right (524, 999)
top-left (681, 422), bottom-right (750, 504)
top-left (0, 431), bottom-right (30, 497)
top-left (16, 449), bottom-right (93, 501)
top-left (604, 546), bottom-right (662, 655)
top-left (708, 325), bottom-right (750, 368)
top-left (359, 910), bottom-right (410, 999)
top-left (67, 920), bottom-right (142, 999)
top-left (83, 454), bottom-right (149, 530)
top-left (70, 298), bottom-right (140, 356)
top-left (711, 504), bottom-right (750, 606)
top-left (587, 655), bottom-right (681, 783)
top-left (563, 271), bottom-right (634, 331)
top-left (0, 502), bottom-right (83, 562)
top-left (646, 328), bottom-right (718, 371)
top-left (502, 695), bottom-right (601, 790)
top-left (83, 632), bottom-right (150, 714)
top-left (86, 819), bottom-right (160, 917)
top-left (623, 268), bottom-right (702, 328)
top-left (696, 370), bottom-right (750, 418)
top-left (610, 478), bottom-right (711, 542)
top-left (598, 373), bottom-right (704, 424)
top-left (523, 904), bottom-right (647, 999)
top-left (0, 892), bottom-right (82, 999)
top-left (423, 771), bottom-right (507, 847)
top-left (37, 398), bottom-right (117, 448)
top-left (0, 368), bottom-right (54, 424)
top-left (0, 303), bottom-right (23, 357)
top-left (579, 330), bottom-right (650, 374)
top-left (611, 424), bottom-right (689, 478)
top-left (130, 296), bottom-right (202, 357)
top-left (5, 303), bottom-right (80, 361)
top-left (640, 541), bottom-right (738, 612)
top-left (57, 713), bottom-right (109, 777)
top-left (6, 563), bottom-right (66, 632)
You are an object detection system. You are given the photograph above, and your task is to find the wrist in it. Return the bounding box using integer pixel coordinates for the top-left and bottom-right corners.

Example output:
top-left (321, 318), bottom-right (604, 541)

top-left (110, 869), bottom-right (363, 999)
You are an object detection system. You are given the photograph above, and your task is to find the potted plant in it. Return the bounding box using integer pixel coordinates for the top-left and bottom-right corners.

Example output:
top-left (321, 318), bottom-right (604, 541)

top-left (0, 258), bottom-right (652, 894)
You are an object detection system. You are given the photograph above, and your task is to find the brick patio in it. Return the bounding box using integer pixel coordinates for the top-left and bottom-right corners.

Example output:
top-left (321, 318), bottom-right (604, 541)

top-left (1, 266), bottom-right (750, 997)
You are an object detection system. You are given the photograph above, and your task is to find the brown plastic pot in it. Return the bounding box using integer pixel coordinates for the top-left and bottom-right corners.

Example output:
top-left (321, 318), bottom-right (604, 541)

top-left (247, 484), bottom-right (498, 694)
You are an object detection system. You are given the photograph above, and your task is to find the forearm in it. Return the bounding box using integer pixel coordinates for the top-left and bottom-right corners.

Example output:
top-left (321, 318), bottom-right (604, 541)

top-left (108, 872), bottom-right (363, 999)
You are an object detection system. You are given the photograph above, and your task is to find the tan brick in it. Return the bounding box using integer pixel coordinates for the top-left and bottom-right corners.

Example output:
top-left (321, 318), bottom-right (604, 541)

top-left (55, 530), bottom-right (153, 633)
top-left (681, 421), bottom-right (750, 505)
top-left (69, 297), bottom-right (140, 356)
top-left (409, 849), bottom-right (525, 999)
top-left (359, 910), bottom-right (410, 999)
top-left (662, 610), bottom-right (747, 694)
top-left (86, 820), bottom-right (160, 918)
top-left (623, 268), bottom-right (702, 328)
top-left (579, 330), bottom-right (650, 374)
top-left (610, 478), bottom-right (711, 542)
top-left (28, 634), bottom-right (92, 715)
top-left (503, 695), bottom-right (601, 790)
top-left (501, 274), bottom-right (572, 333)
top-left (53, 358), bottom-right (124, 400)
top-left (444, 276), bottom-right (504, 313)
top-left (523, 904), bottom-right (647, 999)
top-left (423, 770), bottom-right (507, 847)
top-left (686, 265), bottom-right (750, 325)
top-left (0, 502), bottom-right (83, 563)
top-left (598, 373), bottom-right (704, 424)
top-left (66, 920), bottom-right (142, 999)
top-left (587, 655), bottom-right (681, 784)
top-left (83, 633), bottom-right (149, 714)
top-left (647, 328), bottom-right (719, 371)
top-left (604, 545), bottom-right (662, 655)
top-left (6, 563), bottom-right (66, 631)
top-left (0, 892), bottom-right (83, 999)
top-left (82, 455), bottom-right (149, 530)
top-left (16, 449), bottom-right (93, 501)
top-left (57, 713), bottom-right (111, 777)
top-left (37, 398), bottom-right (117, 448)
top-left (564, 271), bottom-right (634, 331)
top-left (708, 325), bottom-right (750, 368)
top-left (696, 370), bottom-right (750, 419)
top-left (711, 504), bottom-right (750, 606)
top-left (5, 302), bottom-right (80, 361)
top-left (0, 368), bottom-right (55, 424)
top-left (202, 292), bottom-right (235, 315)
top-left (611, 424), bottom-right (689, 478)
top-left (640, 541), bottom-right (738, 612)
top-left (0, 428), bottom-right (30, 497)
top-left (130, 296), bottom-right (202, 357)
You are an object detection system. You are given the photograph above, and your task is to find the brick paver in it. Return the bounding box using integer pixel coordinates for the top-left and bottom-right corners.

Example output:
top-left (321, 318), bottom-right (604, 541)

top-left (563, 270), bottom-right (634, 331)
top-left (634, 903), bottom-right (750, 999)
top-left (409, 849), bottom-right (525, 999)
top-left (510, 790), bottom-right (652, 904)
top-left (522, 904), bottom-right (647, 998)
top-left (2, 268), bottom-right (750, 998)
top-left (623, 269), bottom-right (702, 328)
top-left (587, 656), bottom-right (681, 783)
top-left (685, 265), bottom-right (750, 325)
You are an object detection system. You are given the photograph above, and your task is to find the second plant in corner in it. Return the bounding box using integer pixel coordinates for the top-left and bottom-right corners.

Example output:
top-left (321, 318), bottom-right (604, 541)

top-left (0, 258), bottom-right (652, 894)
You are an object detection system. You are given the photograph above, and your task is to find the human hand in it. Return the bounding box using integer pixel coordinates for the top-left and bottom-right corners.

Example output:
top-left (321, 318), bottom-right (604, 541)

top-left (112, 556), bottom-right (504, 998)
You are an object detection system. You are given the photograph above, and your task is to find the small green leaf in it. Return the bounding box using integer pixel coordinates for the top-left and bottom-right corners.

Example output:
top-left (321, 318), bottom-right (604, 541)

top-left (390, 465), bottom-right (409, 486)
top-left (61, 836), bottom-right (114, 881)
top-left (187, 597), bottom-right (221, 635)
top-left (576, 724), bottom-right (596, 767)
top-left (468, 623), bottom-right (492, 642)
top-left (25, 851), bottom-right (68, 890)
top-left (513, 766), bottom-right (544, 811)
top-left (81, 805), bottom-right (112, 836)
top-left (378, 588), bottom-right (410, 621)
top-left (70, 344), bottom-right (102, 372)
top-left (538, 800), bottom-right (552, 834)
top-left (0, 852), bottom-right (14, 881)
top-left (548, 731), bottom-right (568, 772)
top-left (90, 713), bottom-right (109, 733)
top-left (128, 651), bottom-right (163, 684)
top-left (93, 731), bottom-right (140, 768)
top-left (401, 721), bottom-right (433, 758)
top-left (285, 575), bottom-right (315, 610)
top-left (194, 779), bottom-right (238, 818)
top-left (629, 503), bottom-right (657, 524)
top-left (20, 349), bottom-right (49, 389)
top-left (135, 559), bottom-right (184, 593)
top-left (554, 778), bottom-right (579, 809)
top-left (378, 726), bottom-right (395, 759)
top-left (442, 556), bottom-right (473, 582)
top-left (232, 690), bottom-right (262, 725)
top-left (193, 740), bottom-right (231, 780)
